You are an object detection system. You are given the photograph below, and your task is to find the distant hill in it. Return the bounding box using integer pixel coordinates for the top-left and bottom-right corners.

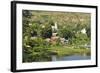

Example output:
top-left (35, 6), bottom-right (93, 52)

top-left (29, 10), bottom-right (91, 27)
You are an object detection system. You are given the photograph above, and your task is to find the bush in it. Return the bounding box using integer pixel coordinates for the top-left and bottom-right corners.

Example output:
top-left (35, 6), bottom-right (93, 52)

top-left (23, 37), bottom-right (52, 62)
top-left (71, 33), bottom-right (89, 45)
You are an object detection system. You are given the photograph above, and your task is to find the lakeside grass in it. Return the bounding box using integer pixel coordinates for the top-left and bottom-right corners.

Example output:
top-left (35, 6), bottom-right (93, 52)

top-left (48, 45), bottom-right (91, 57)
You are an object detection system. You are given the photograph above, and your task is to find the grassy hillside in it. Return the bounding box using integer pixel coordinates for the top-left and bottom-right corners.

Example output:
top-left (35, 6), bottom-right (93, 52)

top-left (30, 10), bottom-right (90, 27)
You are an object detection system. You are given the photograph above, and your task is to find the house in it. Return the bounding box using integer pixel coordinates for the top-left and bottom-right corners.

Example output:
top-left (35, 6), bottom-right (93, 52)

top-left (81, 28), bottom-right (86, 34)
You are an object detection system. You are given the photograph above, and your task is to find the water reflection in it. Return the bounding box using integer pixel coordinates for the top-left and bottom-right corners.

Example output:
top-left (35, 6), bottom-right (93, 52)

top-left (52, 55), bottom-right (91, 61)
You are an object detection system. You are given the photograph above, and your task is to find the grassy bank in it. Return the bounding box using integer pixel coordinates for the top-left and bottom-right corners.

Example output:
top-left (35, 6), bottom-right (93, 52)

top-left (48, 45), bottom-right (91, 57)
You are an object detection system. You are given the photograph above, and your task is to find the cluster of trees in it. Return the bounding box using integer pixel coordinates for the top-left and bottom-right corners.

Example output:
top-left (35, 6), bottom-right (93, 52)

top-left (22, 10), bottom-right (91, 62)
top-left (23, 10), bottom-right (52, 62)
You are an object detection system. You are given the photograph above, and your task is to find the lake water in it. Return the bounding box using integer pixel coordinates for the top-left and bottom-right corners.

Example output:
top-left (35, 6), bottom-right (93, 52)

top-left (52, 55), bottom-right (91, 61)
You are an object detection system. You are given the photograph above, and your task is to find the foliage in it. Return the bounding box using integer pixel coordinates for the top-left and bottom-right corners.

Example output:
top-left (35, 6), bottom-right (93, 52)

top-left (70, 33), bottom-right (90, 45)
top-left (40, 23), bottom-right (52, 38)
top-left (58, 25), bottom-right (75, 39)
top-left (23, 37), bottom-right (52, 62)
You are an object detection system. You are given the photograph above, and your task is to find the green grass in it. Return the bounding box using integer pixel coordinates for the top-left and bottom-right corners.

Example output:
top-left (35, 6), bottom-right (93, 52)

top-left (48, 45), bottom-right (91, 57)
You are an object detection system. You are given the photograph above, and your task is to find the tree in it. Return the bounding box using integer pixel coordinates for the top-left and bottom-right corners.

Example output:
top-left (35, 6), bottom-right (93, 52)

top-left (86, 25), bottom-right (91, 38)
top-left (23, 37), bottom-right (52, 62)
top-left (40, 23), bottom-right (52, 38)
top-left (58, 25), bottom-right (75, 40)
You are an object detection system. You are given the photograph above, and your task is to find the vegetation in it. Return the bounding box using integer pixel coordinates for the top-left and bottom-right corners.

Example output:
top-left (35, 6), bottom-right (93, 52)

top-left (22, 10), bottom-right (91, 62)
top-left (48, 46), bottom-right (90, 57)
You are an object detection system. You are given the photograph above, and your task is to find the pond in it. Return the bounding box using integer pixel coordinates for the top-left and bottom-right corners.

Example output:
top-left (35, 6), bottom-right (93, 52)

top-left (51, 55), bottom-right (91, 61)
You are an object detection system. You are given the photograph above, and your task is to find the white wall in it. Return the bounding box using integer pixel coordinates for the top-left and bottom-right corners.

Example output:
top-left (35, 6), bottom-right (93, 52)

top-left (0, 0), bottom-right (100, 73)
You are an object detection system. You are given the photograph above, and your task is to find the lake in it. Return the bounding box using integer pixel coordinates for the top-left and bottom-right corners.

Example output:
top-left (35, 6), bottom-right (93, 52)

top-left (51, 55), bottom-right (91, 61)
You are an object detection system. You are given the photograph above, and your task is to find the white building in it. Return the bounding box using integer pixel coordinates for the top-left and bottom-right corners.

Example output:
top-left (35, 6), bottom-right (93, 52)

top-left (51, 22), bottom-right (58, 32)
top-left (81, 28), bottom-right (86, 34)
